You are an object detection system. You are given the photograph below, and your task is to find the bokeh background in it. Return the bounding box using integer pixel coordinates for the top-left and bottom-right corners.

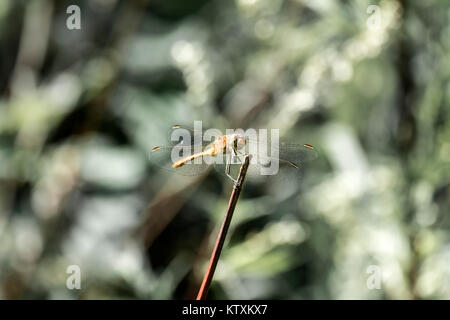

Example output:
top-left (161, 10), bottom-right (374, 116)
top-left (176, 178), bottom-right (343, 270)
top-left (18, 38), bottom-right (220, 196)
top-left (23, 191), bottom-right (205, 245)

top-left (0, 0), bottom-right (449, 299)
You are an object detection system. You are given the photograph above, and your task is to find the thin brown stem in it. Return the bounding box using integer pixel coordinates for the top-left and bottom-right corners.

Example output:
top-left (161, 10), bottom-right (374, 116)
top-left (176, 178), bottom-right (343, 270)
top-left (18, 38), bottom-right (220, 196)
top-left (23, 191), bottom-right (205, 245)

top-left (196, 155), bottom-right (250, 300)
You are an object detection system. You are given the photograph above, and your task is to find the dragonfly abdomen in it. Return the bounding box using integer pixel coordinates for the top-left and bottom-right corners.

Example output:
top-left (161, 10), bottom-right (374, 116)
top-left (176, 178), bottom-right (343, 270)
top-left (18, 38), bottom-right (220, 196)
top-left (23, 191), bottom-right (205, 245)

top-left (171, 135), bottom-right (228, 168)
top-left (172, 149), bottom-right (214, 168)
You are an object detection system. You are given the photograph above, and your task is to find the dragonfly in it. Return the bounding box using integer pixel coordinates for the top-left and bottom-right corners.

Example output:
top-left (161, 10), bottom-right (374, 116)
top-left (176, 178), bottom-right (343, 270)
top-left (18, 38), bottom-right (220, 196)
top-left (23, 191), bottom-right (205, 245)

top-left (150, 125), bottom-right (317, 183)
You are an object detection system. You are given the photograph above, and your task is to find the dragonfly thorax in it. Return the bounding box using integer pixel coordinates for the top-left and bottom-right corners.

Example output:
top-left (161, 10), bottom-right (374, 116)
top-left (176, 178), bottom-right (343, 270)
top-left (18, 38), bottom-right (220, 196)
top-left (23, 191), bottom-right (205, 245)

top-left (227, 134), bottom-right (246, 152)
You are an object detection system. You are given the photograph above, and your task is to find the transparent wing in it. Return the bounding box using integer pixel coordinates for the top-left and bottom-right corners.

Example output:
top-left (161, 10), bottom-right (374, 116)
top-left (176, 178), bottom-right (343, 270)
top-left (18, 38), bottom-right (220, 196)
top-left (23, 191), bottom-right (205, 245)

top-left (150, 125), bottom-right (225, 176)
top-left (231, 141), bottom-right (318, 178)
top-left (270, 142), bottom-right (318, 166)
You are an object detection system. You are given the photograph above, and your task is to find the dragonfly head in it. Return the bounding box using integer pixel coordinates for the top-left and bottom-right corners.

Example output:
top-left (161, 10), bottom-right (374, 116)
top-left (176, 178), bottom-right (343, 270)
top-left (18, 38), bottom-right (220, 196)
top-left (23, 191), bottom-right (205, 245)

top-left (230, 134), bottom-right (247, 151)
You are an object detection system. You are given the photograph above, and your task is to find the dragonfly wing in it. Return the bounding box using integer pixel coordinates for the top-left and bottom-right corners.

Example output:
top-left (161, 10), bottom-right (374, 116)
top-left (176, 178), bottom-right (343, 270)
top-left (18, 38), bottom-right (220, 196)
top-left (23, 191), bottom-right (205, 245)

top-left (276, 142), bottom-right (318, 165)
top-left (233, 142), bottom-right (318, 177)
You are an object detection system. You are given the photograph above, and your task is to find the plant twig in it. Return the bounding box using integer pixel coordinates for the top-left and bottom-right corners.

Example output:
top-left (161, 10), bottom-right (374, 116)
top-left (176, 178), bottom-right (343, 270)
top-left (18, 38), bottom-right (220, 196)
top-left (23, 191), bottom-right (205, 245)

top-left (196, 155), bottom-right (251, 300)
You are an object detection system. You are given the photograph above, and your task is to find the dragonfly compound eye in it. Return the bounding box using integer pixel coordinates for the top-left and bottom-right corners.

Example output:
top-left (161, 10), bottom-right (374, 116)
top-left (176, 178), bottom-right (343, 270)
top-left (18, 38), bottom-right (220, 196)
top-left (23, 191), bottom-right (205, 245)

top-left (235, 136), bottom-right (246, 149)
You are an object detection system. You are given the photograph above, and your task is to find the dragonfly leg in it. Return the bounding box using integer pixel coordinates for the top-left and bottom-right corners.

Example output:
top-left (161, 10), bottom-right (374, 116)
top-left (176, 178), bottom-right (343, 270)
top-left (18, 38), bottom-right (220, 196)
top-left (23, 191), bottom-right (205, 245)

top-left (232, 148), bottom-right (250, 165)
top-left (235, 152), bottom-right (246, 164)
top-left (225, 152), bottom-right (237, 183)
top-left (231, 148), bottom-right (243, 164)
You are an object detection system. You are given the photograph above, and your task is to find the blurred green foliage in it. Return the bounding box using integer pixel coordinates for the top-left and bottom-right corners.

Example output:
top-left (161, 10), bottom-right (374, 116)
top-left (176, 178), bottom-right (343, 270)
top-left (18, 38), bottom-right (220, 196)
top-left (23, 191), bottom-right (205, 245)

top-left (0, 0), bottom-right (449, 299)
